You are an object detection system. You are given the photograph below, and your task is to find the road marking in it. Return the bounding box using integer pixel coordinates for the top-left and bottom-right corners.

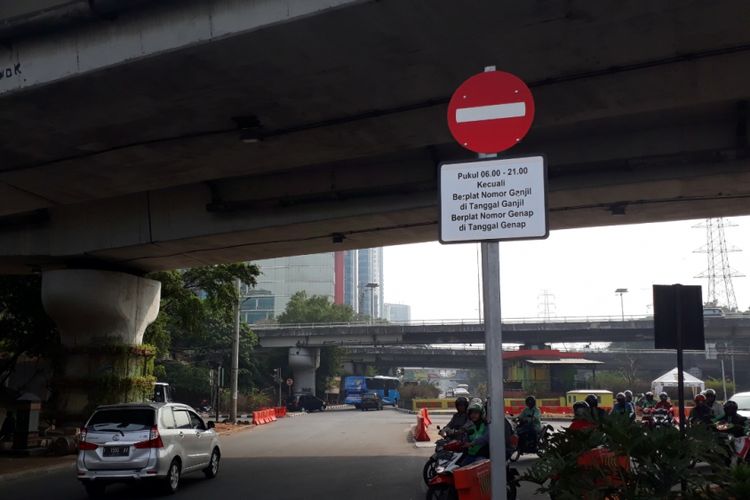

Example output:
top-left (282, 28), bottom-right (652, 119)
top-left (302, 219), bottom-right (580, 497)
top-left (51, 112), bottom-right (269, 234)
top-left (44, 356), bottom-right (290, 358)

top-left (456, 102), bottom-right (526, 123)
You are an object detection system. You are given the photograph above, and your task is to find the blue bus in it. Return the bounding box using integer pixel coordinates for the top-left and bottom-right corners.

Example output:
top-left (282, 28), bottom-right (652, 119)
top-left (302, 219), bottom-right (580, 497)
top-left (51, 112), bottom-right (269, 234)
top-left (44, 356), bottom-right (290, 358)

top-left (344, 375), bottom-right (401, 407)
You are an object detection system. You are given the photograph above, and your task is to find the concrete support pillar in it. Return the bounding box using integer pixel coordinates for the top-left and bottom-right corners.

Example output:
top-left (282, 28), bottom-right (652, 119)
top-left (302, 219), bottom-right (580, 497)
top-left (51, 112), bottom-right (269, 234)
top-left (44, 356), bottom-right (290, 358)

top-left (41, 270), bottom-right (161, 424)
top-left (288, 347), bottom-right (320, 395)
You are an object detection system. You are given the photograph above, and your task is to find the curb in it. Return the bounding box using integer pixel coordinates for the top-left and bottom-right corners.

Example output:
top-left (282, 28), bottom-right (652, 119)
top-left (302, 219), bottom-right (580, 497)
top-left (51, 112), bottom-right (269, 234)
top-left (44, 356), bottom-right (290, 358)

top-left (0, 460), bottom-right (75, 483)
top-left (395, 407), bottom-right (417, 415)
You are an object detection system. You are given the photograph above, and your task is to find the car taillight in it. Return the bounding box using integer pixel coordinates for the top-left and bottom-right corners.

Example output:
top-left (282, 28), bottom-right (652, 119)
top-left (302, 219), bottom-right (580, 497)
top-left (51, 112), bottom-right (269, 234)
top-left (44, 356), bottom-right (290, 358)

top-left (134, 425), bottom-right (164, 449)
top-left (79, 427), bottom-right (98, 451)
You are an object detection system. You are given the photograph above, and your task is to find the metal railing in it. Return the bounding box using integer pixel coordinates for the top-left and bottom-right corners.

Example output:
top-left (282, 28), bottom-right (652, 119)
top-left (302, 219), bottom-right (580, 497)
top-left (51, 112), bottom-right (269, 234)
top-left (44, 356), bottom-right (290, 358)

top-left (251, 314), bottom-right (658, 329)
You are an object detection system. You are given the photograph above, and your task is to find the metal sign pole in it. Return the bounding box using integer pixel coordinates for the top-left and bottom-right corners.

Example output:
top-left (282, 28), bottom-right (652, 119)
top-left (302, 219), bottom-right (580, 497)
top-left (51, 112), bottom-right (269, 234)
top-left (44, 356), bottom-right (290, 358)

top-left (482, 241), bottom-right (507, 500)
top-left (476, 71), bottom-right (507, 497)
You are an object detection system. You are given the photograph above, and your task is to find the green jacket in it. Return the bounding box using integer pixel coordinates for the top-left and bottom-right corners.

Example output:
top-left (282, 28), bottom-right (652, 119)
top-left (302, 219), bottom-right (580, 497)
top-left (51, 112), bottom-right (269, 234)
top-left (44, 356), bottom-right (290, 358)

top-left (467, 421), bottom-right (489, 456)
top-left (519, 407), bottom-right (542, 433)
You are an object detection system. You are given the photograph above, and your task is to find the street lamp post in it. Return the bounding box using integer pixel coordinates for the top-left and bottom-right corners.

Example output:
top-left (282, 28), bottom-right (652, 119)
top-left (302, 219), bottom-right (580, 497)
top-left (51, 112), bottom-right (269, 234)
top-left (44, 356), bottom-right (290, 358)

top-left (615, 288), bottom-right (628, 321)
top-left (365, 282), bottom-right (379, 324)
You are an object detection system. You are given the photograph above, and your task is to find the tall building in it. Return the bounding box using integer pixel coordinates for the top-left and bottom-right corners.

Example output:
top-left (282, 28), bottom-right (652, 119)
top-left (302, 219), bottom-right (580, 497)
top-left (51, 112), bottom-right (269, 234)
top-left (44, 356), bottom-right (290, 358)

top-left (384, 303), bottom-right (411, 323)
top-left (241, 254), bottom-right (335, 323)
top-left (343, 250), bottom-right (359, 311)
top-left (350, 248), bottom-right (385, 318)
top-left (242, 247), bottom-right (385, 323)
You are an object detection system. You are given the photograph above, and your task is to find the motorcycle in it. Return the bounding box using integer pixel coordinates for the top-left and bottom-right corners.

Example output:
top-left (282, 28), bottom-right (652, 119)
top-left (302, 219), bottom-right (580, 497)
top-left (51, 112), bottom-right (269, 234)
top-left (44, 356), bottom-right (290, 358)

top-left (640, 407), bottom-right (674, 429)
top-left (425, 421), bottom-right (519, 499)
top-left (425, 458), bottom-right (518, 500)
top-left (714, 422), bottom-right (750, 465)
top-left (423, 428), bottom-right (465, 485)
top-left (510, 417), bottom-right (552, 461)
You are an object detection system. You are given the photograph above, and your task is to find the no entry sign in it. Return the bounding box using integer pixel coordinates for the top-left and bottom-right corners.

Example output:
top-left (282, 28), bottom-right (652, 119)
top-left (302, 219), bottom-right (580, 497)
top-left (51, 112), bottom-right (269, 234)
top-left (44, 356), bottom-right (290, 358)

top-left (447, 71), bottom-right (535, 154)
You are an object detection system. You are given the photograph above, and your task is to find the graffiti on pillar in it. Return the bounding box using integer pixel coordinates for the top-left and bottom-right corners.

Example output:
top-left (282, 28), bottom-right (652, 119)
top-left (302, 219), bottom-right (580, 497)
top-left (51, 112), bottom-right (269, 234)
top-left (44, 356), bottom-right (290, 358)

top-left (0, 62), bottom-right (22, 80)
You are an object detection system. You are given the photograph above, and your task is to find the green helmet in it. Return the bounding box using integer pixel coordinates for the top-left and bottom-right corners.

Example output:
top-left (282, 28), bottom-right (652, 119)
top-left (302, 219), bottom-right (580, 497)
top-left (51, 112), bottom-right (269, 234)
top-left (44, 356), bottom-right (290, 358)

top-left (468, 402), bottom-right (484, 414)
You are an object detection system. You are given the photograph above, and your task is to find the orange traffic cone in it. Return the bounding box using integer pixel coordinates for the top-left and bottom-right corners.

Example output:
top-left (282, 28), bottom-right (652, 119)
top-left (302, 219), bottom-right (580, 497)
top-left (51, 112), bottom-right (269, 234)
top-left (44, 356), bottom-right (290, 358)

top-left (414, 416), bottom-right (430, 441)
top-left (421, 407), bottom-right (433, 426)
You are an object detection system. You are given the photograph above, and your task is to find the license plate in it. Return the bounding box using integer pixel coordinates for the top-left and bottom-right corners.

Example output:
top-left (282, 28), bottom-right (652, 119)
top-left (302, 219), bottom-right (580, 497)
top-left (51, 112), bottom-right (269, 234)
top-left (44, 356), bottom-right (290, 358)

top-left (103, 446), bottom-right (130, 457)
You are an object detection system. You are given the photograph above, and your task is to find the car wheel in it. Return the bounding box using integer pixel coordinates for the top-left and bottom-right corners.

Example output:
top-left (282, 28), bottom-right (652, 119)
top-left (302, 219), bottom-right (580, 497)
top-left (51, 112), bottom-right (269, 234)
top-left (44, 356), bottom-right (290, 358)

top-left (203, 448), bottom-right (220, 479)
top-left (83, 482), bottom-right (106, 499)
top-left (161, 459), bottom-right (181, 495)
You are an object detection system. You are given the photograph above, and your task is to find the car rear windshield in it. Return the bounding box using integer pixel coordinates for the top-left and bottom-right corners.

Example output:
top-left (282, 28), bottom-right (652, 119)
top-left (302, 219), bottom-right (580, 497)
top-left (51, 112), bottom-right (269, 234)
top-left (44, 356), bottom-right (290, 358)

top-left (87, 408), bottom-right (155, 432)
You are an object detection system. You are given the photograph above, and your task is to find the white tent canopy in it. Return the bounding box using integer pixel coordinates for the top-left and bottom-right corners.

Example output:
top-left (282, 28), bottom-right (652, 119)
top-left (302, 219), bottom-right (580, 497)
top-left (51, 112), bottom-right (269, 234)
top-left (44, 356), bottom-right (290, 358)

top-left (652, 368), bottom-right (705, 396)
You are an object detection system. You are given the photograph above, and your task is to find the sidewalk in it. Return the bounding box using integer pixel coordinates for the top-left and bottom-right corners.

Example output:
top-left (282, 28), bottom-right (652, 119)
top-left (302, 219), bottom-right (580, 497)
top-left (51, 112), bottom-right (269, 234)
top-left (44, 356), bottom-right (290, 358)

top-left (0, 455), bottom-right (75, 482)
top-left (0, 423), bottom-right (261, 482)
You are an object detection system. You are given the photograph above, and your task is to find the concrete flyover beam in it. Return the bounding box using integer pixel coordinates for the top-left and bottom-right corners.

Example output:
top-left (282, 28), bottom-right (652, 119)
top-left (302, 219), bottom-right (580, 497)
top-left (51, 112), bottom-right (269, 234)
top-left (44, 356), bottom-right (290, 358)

top-left (0, 0), bottom-right (364, 96)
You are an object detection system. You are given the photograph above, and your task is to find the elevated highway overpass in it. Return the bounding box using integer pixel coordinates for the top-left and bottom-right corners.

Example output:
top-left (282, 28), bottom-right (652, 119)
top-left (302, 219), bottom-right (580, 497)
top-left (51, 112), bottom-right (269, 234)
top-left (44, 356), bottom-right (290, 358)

top-left (341, 345), bottom-right (750, 382)
top-left (4, 0), bottom-right (750, 403)
top-left (2, 1), bottom-right (750, 273)
top-left (254, 316), bottom-right (750, 348)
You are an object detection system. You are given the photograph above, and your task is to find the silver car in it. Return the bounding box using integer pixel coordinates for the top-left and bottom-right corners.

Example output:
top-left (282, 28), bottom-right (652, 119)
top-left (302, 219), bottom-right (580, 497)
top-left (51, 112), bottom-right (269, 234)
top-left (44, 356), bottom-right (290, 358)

top-left (77, 402), bottom-right (221, 497)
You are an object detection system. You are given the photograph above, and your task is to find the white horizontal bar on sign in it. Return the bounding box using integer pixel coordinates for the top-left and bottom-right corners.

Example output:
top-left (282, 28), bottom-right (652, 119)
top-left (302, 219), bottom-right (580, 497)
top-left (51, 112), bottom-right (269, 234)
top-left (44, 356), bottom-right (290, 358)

top-left (456, 102), bottom-right (526, 123)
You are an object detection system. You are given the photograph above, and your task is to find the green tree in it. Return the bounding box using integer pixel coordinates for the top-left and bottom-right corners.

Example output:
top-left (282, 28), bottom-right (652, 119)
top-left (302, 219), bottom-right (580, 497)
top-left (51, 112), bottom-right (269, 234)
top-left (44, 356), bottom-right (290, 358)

top-left (277, 291), bottom-right (357, 324)
top-left (277, 292), bottom-right (356, 397)
top-left (0, 275), bottom-right (59, 386)
top-left (143, 263), bottom-right (262, 403)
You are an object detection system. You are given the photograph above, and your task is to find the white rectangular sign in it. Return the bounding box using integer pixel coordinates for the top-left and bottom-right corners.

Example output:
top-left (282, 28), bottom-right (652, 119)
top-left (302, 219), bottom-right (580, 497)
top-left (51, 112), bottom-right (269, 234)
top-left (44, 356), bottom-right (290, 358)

top-left (440, 155), bottom-right (548, 243)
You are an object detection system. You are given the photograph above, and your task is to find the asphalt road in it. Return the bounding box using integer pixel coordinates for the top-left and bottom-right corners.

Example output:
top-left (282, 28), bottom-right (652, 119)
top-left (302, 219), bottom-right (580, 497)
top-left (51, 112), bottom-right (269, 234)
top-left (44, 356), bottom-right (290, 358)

top-left (2, 407), bottom-right (545, 499)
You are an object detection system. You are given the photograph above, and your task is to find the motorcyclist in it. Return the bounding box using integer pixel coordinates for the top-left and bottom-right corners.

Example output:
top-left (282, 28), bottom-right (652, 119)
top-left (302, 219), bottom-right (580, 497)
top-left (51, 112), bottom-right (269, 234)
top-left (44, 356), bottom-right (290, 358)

top-left (689, 394), bottom-right (713, 426)
top-left (715, 400), bottom-right (750, 437)
top-left (517, 396), bottom-right (542, 450)
top-left (585, 394), bottom-right (606, 422)
top-left (655, 392), bottom-right (673, 410)
top-left (704, 389), bottom-right (724, 421)
top-left (639, 392), bottom-right (657, 410)
top-left (624, 390), bottom-right (634, 405)
top-left (569, 401), bottom-right (596, 432)
top-left (461, 402), bottom-right (489, 464)
top-left (439, 396), bottom-right (470, 438)
top-left (610, 392), bottom-right (635, 420)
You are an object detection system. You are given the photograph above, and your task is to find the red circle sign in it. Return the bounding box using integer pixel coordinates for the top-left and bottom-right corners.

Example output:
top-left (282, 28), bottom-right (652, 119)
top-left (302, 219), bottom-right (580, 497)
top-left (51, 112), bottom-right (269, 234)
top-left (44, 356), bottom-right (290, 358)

top-left (447, 71), bottom-right (535, 154)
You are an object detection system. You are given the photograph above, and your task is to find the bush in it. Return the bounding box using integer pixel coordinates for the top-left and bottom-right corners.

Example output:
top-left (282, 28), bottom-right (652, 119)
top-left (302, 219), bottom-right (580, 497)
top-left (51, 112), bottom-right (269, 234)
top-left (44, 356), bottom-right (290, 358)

top-left (705, 377), bottom-right (736, 400)
top-left (398, 383), bottom-right (440, 408)
top-left (523, 414), bottom-right (732, 499)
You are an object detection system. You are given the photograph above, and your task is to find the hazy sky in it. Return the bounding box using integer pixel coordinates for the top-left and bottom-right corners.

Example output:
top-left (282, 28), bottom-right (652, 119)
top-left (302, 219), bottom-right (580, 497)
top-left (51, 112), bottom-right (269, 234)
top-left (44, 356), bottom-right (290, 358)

top-left (384, 216), bottom-right (750, 321)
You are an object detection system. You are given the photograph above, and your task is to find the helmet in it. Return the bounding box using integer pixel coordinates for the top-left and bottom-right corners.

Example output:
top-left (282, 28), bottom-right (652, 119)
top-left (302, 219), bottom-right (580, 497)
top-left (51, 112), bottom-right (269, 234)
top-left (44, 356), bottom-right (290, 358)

top-left (455, 396), bottom-right (469, 409)
top-left (659, 392), bottom-right (669, 401)
top-left (525, 396), bottom-right (537, 406)
top-left (695, 394), bottom-right (706, 403)
top-left (573, 401), bottom-right (589, 417)
top-left (468, 402), bottom-right (484, 415)
top-left (704, 388), bottom-right (716, 399)
top-left (624, 390), bottom-right (633, 399)
top-left (616, 392), bottom-right (626, 403)
top-left (724, 400), bottom-right (739, 414)
top-left (645, 391), bottom-right (654, 399)
top-left (585, 394), bottom-right (599, 407)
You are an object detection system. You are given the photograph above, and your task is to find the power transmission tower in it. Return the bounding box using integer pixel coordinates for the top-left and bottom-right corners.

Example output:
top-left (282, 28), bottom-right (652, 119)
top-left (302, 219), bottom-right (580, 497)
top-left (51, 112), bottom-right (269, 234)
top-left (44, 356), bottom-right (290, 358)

top-left (537, 289), bottom-right (556, 320)
top-left (694, 218), bottom-right (745, 311)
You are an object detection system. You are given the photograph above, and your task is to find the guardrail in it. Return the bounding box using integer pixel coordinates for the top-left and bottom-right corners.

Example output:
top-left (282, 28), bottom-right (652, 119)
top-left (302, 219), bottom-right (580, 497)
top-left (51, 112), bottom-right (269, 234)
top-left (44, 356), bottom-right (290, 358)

top-left (251, 315), bottom-right (661, 329)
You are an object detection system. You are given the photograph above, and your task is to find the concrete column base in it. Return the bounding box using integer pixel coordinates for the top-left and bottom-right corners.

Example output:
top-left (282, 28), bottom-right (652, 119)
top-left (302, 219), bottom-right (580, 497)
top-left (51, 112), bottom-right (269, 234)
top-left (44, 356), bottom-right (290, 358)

top-left (288, 347), bottom-right (320, 395)
top-left (42, 270), bottom-right (161, 425)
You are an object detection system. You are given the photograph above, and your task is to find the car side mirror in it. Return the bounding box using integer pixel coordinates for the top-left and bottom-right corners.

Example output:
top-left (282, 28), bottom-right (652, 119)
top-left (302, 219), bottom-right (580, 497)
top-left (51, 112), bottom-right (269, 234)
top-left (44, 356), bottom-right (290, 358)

top-left (207, 420), bottom-right (215, 429)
